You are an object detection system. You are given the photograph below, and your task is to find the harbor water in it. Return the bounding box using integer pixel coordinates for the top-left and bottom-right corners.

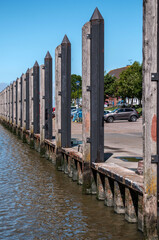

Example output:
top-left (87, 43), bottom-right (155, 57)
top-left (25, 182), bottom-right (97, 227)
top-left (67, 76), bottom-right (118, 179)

top-left (0, 125), bottom-right (143, 240)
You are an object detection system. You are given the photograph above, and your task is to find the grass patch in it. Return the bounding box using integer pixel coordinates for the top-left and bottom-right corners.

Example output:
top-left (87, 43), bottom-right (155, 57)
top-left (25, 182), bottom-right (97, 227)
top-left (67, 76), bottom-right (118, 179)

top-left (105, 106), bottom-right (118, 111)
top-left (136, 107), bottom-right (142, 116)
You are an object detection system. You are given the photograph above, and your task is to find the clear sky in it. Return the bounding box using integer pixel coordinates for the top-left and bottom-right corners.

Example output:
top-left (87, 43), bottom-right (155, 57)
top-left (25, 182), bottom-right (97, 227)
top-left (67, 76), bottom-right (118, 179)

top-left (0, 0), bottom-right (142, 85)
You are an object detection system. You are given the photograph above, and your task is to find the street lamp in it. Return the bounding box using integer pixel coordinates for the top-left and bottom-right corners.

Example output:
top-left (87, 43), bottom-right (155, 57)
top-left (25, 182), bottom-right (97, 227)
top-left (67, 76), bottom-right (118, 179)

top-left (76, 80), bottom-right (80, 109)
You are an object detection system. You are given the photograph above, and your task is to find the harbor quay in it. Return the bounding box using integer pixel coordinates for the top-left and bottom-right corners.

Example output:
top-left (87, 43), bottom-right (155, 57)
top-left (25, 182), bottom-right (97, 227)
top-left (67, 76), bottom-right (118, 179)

top-left (0, 2), bottom-right (159, 239)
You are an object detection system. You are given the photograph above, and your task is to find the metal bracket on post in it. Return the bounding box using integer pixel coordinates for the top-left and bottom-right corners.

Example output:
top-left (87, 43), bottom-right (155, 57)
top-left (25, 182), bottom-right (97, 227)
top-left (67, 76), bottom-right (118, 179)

top-left (86, 137), bottom-right (91, 143)
top-left (58, 91), bottom-right (62, 96)
top-left (42, 96), bottom-right (45, 100)
top-left (151, 155), bottom-right (159, 164)
top-left (151, 73), bottom-right (159, 81)
top-left (87, 34), bottom-right (92, 39)
top-left (86, 86), bottom-right (91, 92)
top-left (58, 129), bottom-right (62, 133)
top-left (58, 53), bottom-right (62, 58)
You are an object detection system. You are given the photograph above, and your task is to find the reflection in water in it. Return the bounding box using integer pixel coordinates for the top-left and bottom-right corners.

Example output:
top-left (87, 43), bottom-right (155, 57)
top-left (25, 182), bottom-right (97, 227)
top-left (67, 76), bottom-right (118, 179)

top-left (0, 125), bottom-right (143, 240)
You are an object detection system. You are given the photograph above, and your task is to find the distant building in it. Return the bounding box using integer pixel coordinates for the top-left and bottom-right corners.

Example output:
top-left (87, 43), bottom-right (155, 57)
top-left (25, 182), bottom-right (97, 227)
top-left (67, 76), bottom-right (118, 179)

top-left (106, 65), bottom-right (140, 106)
top-left (108, 66), bottom-right (129, 79)
top-left (105, 66), bottom-right (129, 107)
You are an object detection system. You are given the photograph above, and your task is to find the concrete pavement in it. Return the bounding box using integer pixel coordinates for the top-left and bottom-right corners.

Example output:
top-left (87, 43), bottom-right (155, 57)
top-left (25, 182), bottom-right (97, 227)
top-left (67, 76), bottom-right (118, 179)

top-left (53, 117), bottom-right (143, 171)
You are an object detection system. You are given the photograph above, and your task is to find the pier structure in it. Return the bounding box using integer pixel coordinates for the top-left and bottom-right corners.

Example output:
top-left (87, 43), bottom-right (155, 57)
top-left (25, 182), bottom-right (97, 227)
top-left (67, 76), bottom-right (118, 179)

top-left (0, 3), bottom-right (158, 238)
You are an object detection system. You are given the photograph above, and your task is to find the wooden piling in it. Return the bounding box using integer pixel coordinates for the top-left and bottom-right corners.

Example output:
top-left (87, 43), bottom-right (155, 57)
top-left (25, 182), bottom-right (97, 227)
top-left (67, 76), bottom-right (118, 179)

top-left (143, 0), bottom-right (158, 238)
top-left (114, 181), bottom-right (125, 214)
top-left (29, 68), bottom-right (34, 135)
top-left (104, 177), bottom-right (114, 207)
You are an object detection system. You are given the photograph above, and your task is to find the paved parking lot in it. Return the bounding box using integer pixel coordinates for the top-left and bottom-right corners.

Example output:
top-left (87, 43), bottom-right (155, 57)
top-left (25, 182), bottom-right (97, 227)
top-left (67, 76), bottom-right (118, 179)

top-left (53, 117), bottom-right (143, 169)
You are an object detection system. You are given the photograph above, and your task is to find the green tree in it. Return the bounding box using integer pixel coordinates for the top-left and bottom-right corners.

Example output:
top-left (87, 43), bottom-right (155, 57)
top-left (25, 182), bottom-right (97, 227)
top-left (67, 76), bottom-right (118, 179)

top-left (104, 73), bottom-right (117, 99)
top-left (117, 61), bottom-right (142, 106)
top-left (71, 74), bottom-right (82, 100)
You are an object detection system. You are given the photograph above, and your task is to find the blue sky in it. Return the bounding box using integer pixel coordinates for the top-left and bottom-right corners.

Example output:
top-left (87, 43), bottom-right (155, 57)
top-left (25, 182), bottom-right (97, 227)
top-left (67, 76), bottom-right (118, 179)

top-left (0, 0), bottom-right (142, 85)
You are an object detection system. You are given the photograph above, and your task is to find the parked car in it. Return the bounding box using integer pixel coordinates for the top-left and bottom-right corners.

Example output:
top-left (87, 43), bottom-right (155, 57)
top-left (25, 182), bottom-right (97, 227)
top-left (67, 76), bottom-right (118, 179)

top-left (52, 108), bottom-right (55, 118)
top-left (116, 100), bottom-right (128, 107)
top-left (71, 109), bottom-right (77, 117)
top-left (104, 110), bottom-right (111, 115)
top-left (52, 111), bottom-right (55, 118)
top-left (72, 109), bottom-right (82, 122)
top-left (104, 108), bottom-right (139, 123)
top-left (71, 106), bottom-right (76, 111)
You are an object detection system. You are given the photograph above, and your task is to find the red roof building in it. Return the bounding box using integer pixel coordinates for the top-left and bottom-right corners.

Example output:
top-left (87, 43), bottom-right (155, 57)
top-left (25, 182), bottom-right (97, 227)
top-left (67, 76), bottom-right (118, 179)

top-left (105, 66), bottom-right (129, 107)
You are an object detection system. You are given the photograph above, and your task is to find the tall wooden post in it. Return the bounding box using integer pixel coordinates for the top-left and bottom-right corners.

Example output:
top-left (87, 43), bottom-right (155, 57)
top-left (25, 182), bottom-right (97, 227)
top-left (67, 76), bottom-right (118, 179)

top-left (0, 92), bottom-right (1, 119)
top-left (55, 44), bottom-right (62, 149)
top-left (82, 20), bottom-right (91, 192)
top-left (90, 8), bottom-right (104, 163)
top-left (55, 35), bottom-right (71, 149)
top-left (40, 52), bottom-right (52, 156)
top-left (26, 69), bottom-right (30, 130)
top-left (22, 74), bottom-right (26, 131)
top-left (6, 86), bottom-right (9, 122)
top-left (3, 89), bottom-right (5, 120)
top-left (13, 81), bottom-right (16, 127)
top-left (33, 61), bottom-right (40, 134)
top-left (61, 35), bottom-right (71, 147)
top-left (1, 91), bottom-right (2, 119)
top-left (10, 84), bottom-right (13, 124)
top-left (20, 74), bottom-right (23, 127)
top-left (29, 68), bottom-right (34, 134)
top-left (40, 64), bottom-right (45, 144)
top-left (82, 8), bottom-right (104, 193)
top-left (3, 90), bottom-right (5, 120)
top-left (1, 91), bottom-right (3, 119)
top-left (17, 78), bottom-right (21, 128)
top-left (143, 0), bottom-right (158, 238)
top-left (44, 51), bottom-right (52, 139)
top-left (16, 78), bottom-right (18, 126)
top-left (5, 88), bottom-right (7, 121)
top-left (8, 86), bottom-right (10, 122)
top-left (6, 86), bottom-right (8, 122)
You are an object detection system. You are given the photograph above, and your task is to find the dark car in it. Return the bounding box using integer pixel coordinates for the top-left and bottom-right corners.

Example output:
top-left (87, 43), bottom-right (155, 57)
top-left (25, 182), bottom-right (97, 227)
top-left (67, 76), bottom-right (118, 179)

top-left (104, 110), bottom-right (111, 115)
top-left (104, 108), bottom-right (139, 123)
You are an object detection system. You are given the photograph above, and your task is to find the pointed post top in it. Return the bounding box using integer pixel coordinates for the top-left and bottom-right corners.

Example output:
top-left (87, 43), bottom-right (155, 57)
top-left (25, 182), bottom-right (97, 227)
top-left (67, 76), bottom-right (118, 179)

top-left (90, 7), bottom-right (104, 21)
top-left (62, 34), bottom-right (70, 45)
top-left (34, 61), bottom-right (39, 67)
top-left (21, 73), bottom-right (24, 77)
top-left (26, 68), bottom-right (29, 74)
top-left (45, 51), bottom-right (52, 59)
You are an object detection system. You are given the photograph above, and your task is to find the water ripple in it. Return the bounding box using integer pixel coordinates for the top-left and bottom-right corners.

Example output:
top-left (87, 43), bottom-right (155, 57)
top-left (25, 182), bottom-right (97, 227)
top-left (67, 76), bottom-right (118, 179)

top-left (0, 125), bottom-right (143, 240)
